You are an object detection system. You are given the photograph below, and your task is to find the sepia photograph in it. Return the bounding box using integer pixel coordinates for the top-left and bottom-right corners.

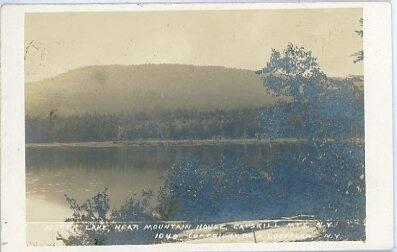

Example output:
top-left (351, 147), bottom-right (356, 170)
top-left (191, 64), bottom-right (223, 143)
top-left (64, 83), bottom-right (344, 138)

top-left (24, 7), bottom-right (366, 246)
top-left (0, 2), bottom-right (393, 251)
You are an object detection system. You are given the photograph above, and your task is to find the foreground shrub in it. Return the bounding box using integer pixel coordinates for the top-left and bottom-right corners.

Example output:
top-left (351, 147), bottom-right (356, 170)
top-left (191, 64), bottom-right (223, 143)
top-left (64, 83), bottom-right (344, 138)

top-left (57, 189), bottom-right (158, 245)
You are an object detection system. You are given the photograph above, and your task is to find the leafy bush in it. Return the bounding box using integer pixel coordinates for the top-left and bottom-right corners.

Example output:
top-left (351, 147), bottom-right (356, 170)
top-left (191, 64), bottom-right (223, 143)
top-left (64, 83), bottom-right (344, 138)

top-left (156, 140), bottom-right (365, 240)
top-left (57, 189), bottom-right (158, 245)
top-left (157, 155), bottom-right (272, 222)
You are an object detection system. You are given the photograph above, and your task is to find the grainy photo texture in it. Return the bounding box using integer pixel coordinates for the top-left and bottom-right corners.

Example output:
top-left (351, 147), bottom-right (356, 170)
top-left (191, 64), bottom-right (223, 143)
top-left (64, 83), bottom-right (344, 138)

top-left (24, 8), bottom-right (365, 246)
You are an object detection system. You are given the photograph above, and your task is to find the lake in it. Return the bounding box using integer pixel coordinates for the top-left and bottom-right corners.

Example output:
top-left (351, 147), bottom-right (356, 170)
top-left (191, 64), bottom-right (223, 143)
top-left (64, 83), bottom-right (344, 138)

top-left (25, 141), bottom-right (365, 245)
top-left (26, 143), bottom-right (306, 222)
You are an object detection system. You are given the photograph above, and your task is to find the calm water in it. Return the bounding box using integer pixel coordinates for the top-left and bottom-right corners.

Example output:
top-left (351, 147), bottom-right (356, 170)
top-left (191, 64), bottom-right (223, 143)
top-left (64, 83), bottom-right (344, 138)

top-left (26, 143), bottom-right (304, 222)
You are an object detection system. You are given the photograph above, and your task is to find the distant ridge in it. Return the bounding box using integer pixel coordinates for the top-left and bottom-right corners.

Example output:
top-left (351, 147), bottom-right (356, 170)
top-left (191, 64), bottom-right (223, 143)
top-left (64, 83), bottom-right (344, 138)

top-left (25, 64), bottom-right (278, 116)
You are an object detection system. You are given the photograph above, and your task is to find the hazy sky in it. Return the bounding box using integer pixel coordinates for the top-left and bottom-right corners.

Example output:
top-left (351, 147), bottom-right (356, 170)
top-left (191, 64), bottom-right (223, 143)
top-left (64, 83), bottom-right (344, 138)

top-left (25, 8), bottom-right (363, 82)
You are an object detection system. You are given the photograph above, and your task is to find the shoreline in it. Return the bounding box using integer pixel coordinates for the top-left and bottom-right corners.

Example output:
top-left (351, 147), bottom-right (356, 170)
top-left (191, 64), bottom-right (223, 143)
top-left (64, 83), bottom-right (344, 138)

top-left (26, 138), bottom-right (364, 148)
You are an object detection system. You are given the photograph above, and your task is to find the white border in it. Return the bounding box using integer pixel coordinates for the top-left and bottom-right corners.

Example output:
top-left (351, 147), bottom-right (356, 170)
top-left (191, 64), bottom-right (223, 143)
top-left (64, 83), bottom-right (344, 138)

top-left (0, 2), bottom-right (393, 251)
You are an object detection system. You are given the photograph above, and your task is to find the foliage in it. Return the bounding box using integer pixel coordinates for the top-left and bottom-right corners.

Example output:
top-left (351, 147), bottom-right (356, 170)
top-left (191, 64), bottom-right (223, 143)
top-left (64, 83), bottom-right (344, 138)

top-left (57, 189), bottom-right (158, 245)
top-left (257, 43), bottom-right (365, 240)
top-left (260, 43), bottom-right (327, 104)
top-left (353, 18), bottom-right (364, 63)
top-left (26, 108), bottom-right (265, 143)
top-left (26, 102), bottom-right (363, 143)
top-left (157, 155), bottom-right (272, 222)
top-left (258, 43), bottom-right (364, 141)
top-left (156, 141), bottom-right (365, 240)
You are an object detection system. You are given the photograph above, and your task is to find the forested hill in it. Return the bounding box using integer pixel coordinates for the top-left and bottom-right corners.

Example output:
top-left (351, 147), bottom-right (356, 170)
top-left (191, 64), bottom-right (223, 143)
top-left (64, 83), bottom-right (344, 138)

top-left (26, 64), bottom-right (279, 116)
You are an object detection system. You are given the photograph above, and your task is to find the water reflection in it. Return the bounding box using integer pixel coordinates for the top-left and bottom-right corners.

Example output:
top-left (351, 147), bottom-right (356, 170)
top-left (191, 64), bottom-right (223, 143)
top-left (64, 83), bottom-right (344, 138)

top-left (26, 143), bottom-right (306, 222)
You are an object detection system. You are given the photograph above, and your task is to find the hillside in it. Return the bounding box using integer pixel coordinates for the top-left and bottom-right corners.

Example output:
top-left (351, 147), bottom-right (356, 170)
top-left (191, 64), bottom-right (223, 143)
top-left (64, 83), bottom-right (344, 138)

top-left (25, 64), bottom-right (277, 116)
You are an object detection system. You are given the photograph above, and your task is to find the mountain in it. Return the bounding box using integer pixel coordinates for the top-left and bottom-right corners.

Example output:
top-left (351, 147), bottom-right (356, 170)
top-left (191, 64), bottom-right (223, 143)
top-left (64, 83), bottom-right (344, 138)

top-left (25, 64), bottom-right (278, 116)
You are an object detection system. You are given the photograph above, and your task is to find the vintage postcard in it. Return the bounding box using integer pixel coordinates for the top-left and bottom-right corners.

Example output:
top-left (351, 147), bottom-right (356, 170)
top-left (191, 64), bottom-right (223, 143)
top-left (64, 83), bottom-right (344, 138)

top-left (0, 2), bottom-right (393, 251)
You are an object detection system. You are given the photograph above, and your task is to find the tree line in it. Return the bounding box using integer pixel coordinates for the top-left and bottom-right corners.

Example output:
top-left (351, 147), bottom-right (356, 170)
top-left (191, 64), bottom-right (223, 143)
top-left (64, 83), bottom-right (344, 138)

top-left (26, 108), bottom-right (264, 143)
top-left (25, 99), bottom-right (363, 144)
